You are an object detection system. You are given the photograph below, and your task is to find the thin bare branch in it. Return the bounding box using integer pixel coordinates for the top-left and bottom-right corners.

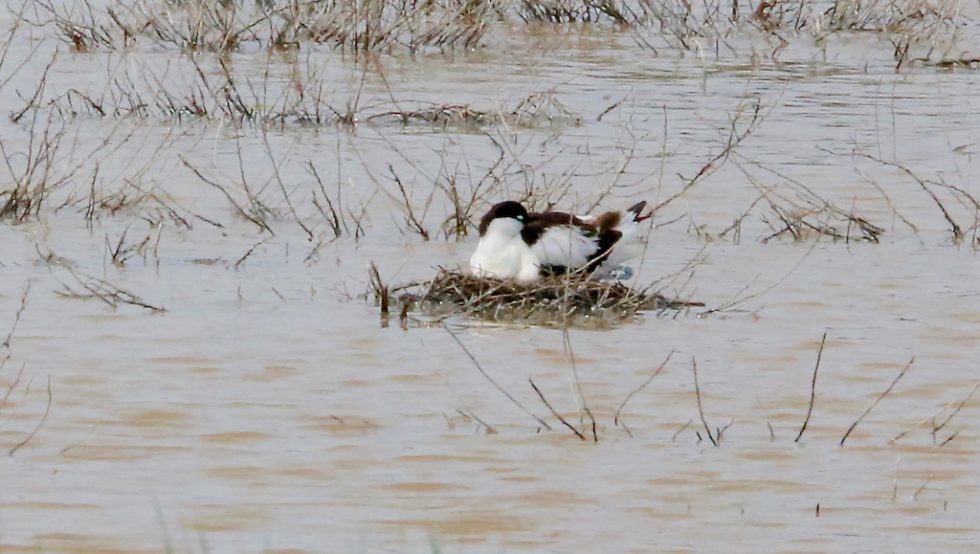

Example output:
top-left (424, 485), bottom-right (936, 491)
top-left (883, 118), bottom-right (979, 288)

top-left (692, 357), bottom-right (717, 447)
top-left (795, 332), bottom-right (827, 443)
top-left (529, 378), bottom-right (586, 440)
top-left (9, 376), bottom-right (52, 456)
top-left (443, 322), bottom-right (552, 432)
top-left (841, 357), bottom-right (915, 446)
top-left (614, 350), bottom-right (674, 427)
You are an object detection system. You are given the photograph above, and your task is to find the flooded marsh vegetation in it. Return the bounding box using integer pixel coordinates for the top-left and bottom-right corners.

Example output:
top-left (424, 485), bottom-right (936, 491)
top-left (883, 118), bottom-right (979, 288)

top-left (2, 0), bottom-right (980, 552)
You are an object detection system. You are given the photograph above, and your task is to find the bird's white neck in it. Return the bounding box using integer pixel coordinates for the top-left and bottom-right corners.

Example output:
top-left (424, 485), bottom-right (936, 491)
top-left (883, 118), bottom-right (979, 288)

top-left (482, 218), bottom-right (523, 241)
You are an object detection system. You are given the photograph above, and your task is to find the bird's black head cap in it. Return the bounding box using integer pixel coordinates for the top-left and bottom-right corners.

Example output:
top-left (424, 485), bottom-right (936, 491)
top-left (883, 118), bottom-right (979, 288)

top-left (478, 201), bottom-right (529, 236)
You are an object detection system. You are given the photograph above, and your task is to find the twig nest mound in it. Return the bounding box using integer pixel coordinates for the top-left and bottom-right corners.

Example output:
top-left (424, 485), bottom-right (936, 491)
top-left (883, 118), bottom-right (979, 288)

top-left (391, 269), bottom-right (701, 327)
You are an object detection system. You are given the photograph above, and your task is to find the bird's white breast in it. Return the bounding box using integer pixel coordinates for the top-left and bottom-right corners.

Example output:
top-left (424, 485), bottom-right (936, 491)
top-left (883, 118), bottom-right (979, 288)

top-left (469, 219), bottom-right (539, 281)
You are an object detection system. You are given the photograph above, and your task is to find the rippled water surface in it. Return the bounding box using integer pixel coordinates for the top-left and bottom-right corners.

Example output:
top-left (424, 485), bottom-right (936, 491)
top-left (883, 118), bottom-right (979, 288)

top-left (1, 3), bottom-right (980, 553)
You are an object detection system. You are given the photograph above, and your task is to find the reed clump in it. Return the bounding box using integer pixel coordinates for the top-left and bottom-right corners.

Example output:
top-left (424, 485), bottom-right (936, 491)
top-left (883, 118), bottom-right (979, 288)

top-left (51, 53), bottom-right (582, 133)
top-left (366, 93), bottom-right (582, 130)
top-left (34, 0), bottom-right (970, 64)
top-left (389, 268), bottom-right (701, 325)
top-left (34, 0), bottom-right (497, 55)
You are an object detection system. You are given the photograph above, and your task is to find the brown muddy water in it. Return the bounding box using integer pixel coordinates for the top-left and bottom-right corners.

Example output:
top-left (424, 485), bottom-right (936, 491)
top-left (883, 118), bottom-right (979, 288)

top-left (2, 3), bottom-right (980, 553)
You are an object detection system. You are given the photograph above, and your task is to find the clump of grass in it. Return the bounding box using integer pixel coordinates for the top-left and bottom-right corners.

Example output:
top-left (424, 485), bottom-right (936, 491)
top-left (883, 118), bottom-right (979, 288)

top-left (387, 268), bottom-right (702, 326)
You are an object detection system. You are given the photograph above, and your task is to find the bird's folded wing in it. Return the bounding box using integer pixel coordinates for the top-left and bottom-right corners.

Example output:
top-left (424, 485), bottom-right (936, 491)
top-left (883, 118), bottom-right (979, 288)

top-left (530, 226), bottom-right (598, 270)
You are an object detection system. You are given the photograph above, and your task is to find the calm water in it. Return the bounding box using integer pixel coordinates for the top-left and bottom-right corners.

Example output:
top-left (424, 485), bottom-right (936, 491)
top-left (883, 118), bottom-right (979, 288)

top-left (1, 4), bottom-right (979, 553)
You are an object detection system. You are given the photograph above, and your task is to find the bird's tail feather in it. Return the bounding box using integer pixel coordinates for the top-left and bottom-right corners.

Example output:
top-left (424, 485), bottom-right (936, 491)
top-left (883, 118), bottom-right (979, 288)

top-left (626, 201), bottom-right (652, 223)
top-left (597, 201), bottom-right (651, 273)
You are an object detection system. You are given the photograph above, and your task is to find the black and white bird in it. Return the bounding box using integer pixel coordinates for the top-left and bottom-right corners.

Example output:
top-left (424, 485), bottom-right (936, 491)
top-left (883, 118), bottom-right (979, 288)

top-left (469, 200), bottom-right (651, 282)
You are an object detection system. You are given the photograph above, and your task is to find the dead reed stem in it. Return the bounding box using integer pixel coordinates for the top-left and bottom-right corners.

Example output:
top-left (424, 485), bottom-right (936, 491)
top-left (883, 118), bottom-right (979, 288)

top-left (0, 2), bottom-right (39, 91)
top-left (911, 475), bottom-right (934, 501)
top-left (654, 100), bottom-right (765, 214)
top-left (455, 408), bottom-right (496, 435)
top-left (263, 129), bottom-right (313, 241)
top-left (672, 419), bottom-right (693, 441)
top-left (0, 364), bottom-right (26, 413)
top-left (614, 349), bottom-right (674, 427)
top-left (700, 236), bottom-right (818, 316)
top-left (562, 328), bottom-right (597, 442)
top-left (232, 238), bottom-right (271, 270)
top-left (888, 380), bottom-right (979, 445)
top-left (307, 160), bottom-right (348, 239)
top-left (716, 418), bottom-right (735, 444)
top-left (529, 378), bottom-right (586, 441)
top-left (938, 431), bottom-right (959, 447)
top-left (49, 261), bottom-right (166, 312)
top-left (930, 380), bottom-right (980, 442)
top-left (855, 152), bottom-right (963, 241)
top-left (2, 284), bottom-right (31, 350)
top-left (691, 357), bottom-right (718, 446)
top-left (888, 402), bottom-right (953, 444)
top-left (443, 322), bottom-right (553, 432)
top-left (794, 332), bottom-right (827, 443)
top-left (367, 262), bottom-right (390, 326)
top-left (734, 154), bottom-right (885, 243)
top-left (840, 357), bottom-right (914, 446)
top-left (180, 155), bottom-right (274, 234)
top-left (8, 375), bottom-right (51, 455)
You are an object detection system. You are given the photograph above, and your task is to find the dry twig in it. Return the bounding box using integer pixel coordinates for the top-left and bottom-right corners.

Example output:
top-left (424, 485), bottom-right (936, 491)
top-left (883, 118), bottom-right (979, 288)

top-left (794, 332), bottom-right (827, 442)
top-left (614, 349), bottom-right (674, 428)
top-left (692, 357), bottom-right (718, 446)
top-left (840, 357), bottom-right (914, 446)
top-left (443, 322), bottom-right (553, 432)
top-left (529, 378), bottom-right (586, 440)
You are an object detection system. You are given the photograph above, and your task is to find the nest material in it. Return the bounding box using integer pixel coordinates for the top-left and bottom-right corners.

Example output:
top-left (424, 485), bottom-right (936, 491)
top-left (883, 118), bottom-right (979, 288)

top-left (391, 269), bottom-right (701, 326)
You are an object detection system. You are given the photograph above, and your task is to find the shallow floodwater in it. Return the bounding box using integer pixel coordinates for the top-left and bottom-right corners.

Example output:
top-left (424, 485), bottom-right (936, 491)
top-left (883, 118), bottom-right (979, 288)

top-left (1, 4), bottom-right (980, 553)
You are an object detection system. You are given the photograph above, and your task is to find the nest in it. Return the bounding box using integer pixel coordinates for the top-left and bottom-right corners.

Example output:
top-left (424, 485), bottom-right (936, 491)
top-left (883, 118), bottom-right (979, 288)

top-left (386, 269), bottom-right (701, 327)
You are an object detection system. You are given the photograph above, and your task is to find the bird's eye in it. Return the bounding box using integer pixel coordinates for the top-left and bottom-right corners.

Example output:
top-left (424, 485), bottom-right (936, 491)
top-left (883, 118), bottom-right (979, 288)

top-left (516, 215), bottom-right (524, 221)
